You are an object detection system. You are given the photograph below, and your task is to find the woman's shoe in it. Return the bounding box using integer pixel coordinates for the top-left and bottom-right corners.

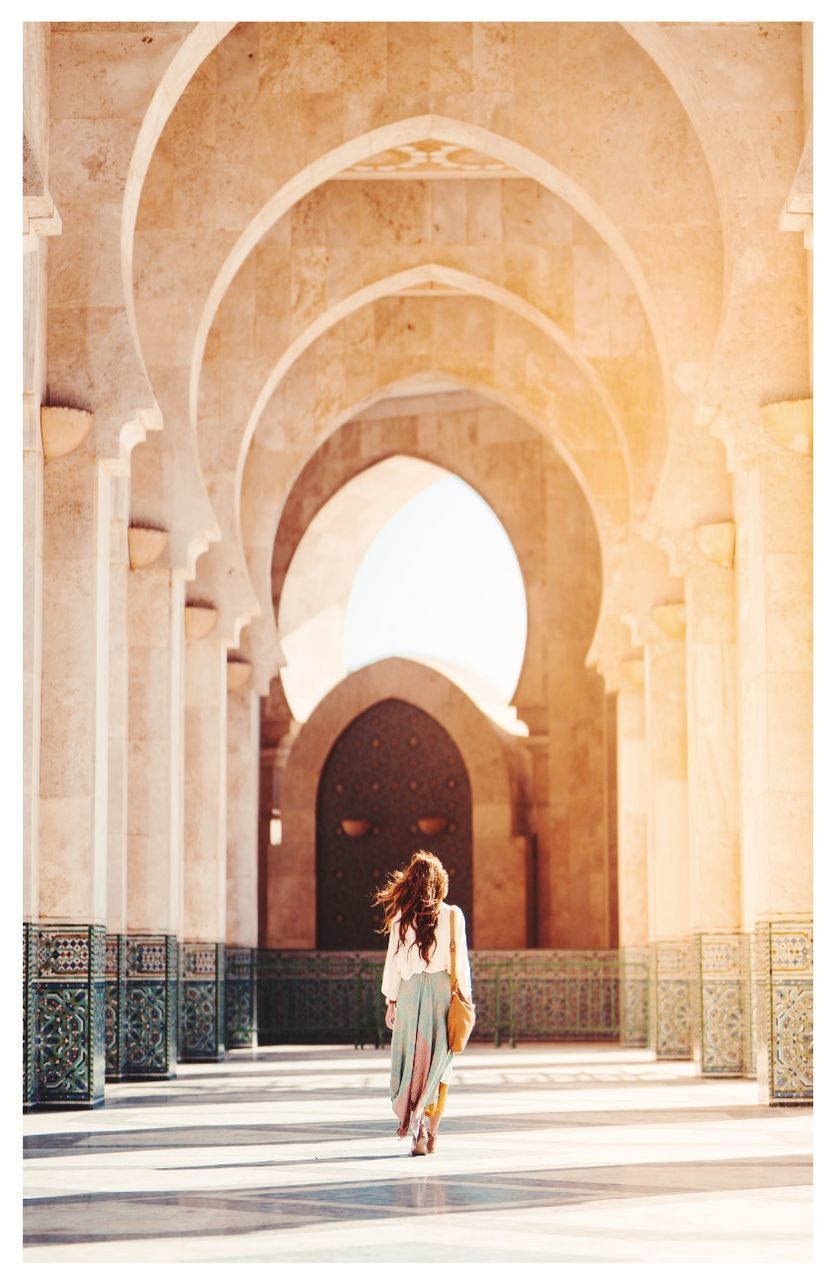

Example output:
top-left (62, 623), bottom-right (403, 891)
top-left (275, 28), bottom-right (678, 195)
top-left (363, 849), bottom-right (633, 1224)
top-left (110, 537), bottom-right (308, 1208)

top-left (426, 1131), bottom-right (437, 1154)
top-left (411, 1117), bottom-right (429, 1156)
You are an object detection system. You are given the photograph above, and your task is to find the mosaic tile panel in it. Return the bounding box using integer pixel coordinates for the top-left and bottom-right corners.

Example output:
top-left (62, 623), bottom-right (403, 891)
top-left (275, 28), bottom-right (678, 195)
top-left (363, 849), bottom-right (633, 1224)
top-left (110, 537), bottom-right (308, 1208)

top-left (30, 924), bottom-right (106, 1108)
top-left (619, 946), bottom-right (649, 1046)
top-left (105, 933), bottom-right (127, 1080)
top-left (691, 933), bottom-right (748, 1076)
top-left (124, 935), bottom-right (178, 1079)
top-left (743, 932), bottom-right (757, 1079)
top-left (649, 940), bottom-right (691, 1059)
top-left (180, 942), bottom-right (225, 1061)
top-left (23, 922), bottom-right (36, 1110)
top-left (226, 947), bottom-right (258, 1049)
top-left (755, 920), bottom-right (813, 1105)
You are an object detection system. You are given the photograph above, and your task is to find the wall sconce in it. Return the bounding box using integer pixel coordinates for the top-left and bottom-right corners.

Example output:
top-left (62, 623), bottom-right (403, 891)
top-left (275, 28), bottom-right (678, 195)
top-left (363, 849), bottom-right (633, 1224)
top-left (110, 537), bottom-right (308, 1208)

top-left (417, 816), bottom-right (446, 836)
top-left (341, 819), bottom-right (371, 838)
top-left (270, 811), bottom-right (282, 845)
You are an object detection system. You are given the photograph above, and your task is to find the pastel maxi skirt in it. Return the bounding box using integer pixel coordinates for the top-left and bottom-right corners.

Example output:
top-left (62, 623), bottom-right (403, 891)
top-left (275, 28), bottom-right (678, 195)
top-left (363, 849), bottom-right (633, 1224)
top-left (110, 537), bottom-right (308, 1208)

top-left (390, 970), bottom-right (453, 1138)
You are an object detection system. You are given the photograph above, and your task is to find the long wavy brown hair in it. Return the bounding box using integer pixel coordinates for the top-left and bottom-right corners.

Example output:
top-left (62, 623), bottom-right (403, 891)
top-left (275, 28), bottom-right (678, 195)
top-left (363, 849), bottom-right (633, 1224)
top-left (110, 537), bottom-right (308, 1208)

top-left (372, 850), bottom-right (448, 962)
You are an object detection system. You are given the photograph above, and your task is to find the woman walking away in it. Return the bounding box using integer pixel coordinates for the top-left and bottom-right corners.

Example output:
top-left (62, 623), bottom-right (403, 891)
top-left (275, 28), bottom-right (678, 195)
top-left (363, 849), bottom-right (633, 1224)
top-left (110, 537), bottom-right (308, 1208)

top-left (374, 850), bottom-right (473, 1156)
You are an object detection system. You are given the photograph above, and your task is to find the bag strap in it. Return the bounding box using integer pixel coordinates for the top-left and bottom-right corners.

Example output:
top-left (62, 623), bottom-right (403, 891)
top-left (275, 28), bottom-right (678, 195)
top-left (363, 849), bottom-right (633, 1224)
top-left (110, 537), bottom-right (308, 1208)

top-left (449, 906), bottom-right (457, 992)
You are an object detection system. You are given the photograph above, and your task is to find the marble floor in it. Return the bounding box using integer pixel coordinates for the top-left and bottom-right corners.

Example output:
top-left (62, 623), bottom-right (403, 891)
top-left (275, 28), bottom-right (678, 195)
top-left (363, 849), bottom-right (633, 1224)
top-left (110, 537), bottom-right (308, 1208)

top-left (23, 1044), bottom-right (812, 1263)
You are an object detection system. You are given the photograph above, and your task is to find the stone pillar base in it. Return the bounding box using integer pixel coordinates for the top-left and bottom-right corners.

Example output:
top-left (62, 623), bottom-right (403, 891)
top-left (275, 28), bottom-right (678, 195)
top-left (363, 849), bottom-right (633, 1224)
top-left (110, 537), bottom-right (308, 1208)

top-left (226, 947), bottom-right (258, 1049)
top-left (755, 920), bottom-right (813, 1105)
top-left (180, 942), bottom-right (225, 1061)
top-left (105, 934), bottom-right (127, 1080)
top-left (649, 940), bottom-right (691, 1059)
top-left (619, 946), bottom-right (649, 1046)
top-left (27, 923), bottom-right (106, 1109)
top-left (691, 932), bottom-right (750, 1076)
top-left (124, 935), bottom-right (178, 1079)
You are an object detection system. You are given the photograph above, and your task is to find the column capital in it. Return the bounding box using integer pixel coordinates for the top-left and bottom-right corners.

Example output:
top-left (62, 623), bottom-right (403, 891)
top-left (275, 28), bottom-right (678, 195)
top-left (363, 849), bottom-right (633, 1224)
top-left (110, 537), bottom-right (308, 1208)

top-left (40, 406), bottom-right (94, 461)
top-left (128, 524), bottom-right (169, 570)
top-left (760, 398), bottom-right (812, 456)
top-left (227, 656), bottom-right (253, 693)
top-left (185, 601), bottom-right (219, 641)
top-left (651, 602), bottom-right (686, 639)
top-left (620, 658), bottom-right (645, 690)
top-left (693, 521), bottom-right (735, 569)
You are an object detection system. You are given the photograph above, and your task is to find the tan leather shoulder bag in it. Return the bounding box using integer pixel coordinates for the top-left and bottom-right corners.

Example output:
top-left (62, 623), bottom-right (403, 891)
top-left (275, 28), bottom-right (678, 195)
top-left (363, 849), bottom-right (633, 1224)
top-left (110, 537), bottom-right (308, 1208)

top-left (447, 906), bottom-right (476, 1053)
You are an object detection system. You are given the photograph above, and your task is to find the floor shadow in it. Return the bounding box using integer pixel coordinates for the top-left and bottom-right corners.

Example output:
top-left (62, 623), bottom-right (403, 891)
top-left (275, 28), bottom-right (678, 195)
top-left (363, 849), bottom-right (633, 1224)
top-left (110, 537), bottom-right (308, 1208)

top-left (23, 1103), bottom-right (803, 1159)
top-left (23, 1153), bottom-right (812, 1247)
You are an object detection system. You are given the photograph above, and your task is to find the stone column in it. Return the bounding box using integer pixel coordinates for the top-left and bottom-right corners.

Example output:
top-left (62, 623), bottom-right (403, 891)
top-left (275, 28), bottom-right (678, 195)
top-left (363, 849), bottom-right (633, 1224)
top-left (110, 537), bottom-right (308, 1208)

top-left (735, 401), bottom-right (812, 1105)
top-left (34, 437), bottom-right (110, 1107)
top-left (644, 606), bottom-right (691, 1059)
top-left (616, 666), bottom-right (649, 1046)
top-left (226, 681), bottom-right (260, 1049)
top-left (125, 561), bottom-right (183, 1079)
top-left (23, 247), bottom-right (46, 1111)
top-left (104, 475), bottom-right (130, 1081)
top-left (684, 524), bottom-right (748, 1077)
top-left (181, 626), bottom-right (227, 1061)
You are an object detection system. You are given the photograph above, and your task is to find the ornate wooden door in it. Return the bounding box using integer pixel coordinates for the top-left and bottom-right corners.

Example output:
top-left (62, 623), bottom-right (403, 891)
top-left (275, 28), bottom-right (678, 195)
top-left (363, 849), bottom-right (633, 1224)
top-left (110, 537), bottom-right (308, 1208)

top-left (316, 698), bottom-right (473, 950)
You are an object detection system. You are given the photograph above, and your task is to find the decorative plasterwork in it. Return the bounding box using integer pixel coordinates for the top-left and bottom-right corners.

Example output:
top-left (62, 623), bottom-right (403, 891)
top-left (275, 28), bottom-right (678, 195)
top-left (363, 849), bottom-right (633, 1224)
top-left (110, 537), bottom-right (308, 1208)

top-left (694, 521), bottom-right (735, 568)
top-left (338, 139), bottom-right (522, 180)
top-left (760, 398), bottom-right (813, 456)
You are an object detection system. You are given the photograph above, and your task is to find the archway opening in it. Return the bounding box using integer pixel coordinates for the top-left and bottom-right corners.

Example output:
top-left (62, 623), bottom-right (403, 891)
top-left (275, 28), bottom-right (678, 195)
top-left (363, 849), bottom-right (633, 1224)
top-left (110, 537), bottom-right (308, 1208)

top-left (316, 697), bottom-right (473, 951)
top-left (278, 454), bottom-right (528, 733)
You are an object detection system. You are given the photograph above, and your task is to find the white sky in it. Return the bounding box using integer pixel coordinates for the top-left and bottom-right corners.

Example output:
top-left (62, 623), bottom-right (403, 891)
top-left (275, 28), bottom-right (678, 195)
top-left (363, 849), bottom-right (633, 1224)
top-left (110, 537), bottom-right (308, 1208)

top-left (344, 475), bottom-right (528, 703)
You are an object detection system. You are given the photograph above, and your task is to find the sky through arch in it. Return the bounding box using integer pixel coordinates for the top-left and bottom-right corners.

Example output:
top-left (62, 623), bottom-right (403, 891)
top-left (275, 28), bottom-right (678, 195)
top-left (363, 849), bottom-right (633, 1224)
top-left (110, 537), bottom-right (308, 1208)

top-left (344, 475), bottom-right (528, 723)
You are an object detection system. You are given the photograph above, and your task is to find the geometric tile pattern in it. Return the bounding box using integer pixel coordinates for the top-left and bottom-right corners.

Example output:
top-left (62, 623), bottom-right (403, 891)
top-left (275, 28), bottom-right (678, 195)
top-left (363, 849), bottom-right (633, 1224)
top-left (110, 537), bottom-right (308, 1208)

top-left (743, 932), bottom-right (757, 1079)
top-left (506, 951), bottom-right (619, 1042)
top-left (226, 947), bottom-right (257, 1049)
top-left (28, 923), bottom-right (106, 1109)
top-left (649, 940), bottom-right (692, 1059)
top-left (23, 922), bottom-right (36, 1110)
top-left (104, 933), bottom-right (127, 1080)
top-left (124, 935), bottom-right (178, 1079)
top-left (257, 949), bottom-right (622, 1046)
top-left (619, 946), bottom-right (649, 1046)
top-left (691, 932), bottom-right (749, 1076)
top-left (180, 942), bottom-right (225, 1061)
top-left (754, 919), bottom-right (813, 1105)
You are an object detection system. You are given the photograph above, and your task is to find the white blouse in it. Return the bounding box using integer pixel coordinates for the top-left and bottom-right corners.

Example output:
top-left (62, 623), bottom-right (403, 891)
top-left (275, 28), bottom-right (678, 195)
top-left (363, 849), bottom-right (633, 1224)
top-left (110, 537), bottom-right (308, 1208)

top-left (381, 902), bottom-right (473, 1003)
